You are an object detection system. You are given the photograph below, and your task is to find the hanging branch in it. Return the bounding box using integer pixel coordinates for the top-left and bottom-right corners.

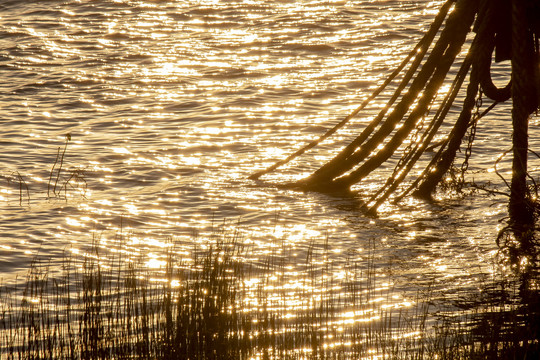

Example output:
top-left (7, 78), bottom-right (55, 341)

top-left (398, 98), bottom-right (498, 202)
top-left (290, 0), bottom-right (477, 192)
top-left (365, 53), bottom-right (473, 212)
top-left (248, 0), bottom-right (455, 181)
top-left (249, 0), bottom-right (540, 220)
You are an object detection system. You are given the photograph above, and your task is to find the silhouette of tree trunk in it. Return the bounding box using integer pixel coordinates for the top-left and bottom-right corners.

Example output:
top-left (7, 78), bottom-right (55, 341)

top-left (508, 0), bottom-right (538, 240)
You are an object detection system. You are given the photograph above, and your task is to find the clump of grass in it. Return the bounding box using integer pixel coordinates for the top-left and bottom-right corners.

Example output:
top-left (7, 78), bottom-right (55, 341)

top-left (1, 232), bottom-right (538, 359)
top-left (0, 237), bottom-right (251, 360)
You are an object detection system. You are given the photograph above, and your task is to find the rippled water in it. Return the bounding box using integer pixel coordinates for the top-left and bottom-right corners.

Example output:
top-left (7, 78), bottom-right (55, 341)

top-left (1, 0), bottom-right (538, 353)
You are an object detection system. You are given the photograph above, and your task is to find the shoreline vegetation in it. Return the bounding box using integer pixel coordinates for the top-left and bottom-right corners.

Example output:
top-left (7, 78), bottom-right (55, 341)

top-left (1, 229), bottom-right (538, 359)
top-left (1, 131), bottom-right (537, 359)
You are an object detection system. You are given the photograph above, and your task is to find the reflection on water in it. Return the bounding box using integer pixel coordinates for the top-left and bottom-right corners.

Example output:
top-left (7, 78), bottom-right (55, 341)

top-left (0, 0), bottom-right (538, 357)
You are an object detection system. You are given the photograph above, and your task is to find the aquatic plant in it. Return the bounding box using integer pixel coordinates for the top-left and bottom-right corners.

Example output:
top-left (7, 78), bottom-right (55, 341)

top-left (1, 133), bottom-right (87, 206)
top-left (0, 238), bottom-right (251, 360)
top-left (1, 232), bottom-right (537, 359)
top-left (47, 133), bottom-right (87, 200)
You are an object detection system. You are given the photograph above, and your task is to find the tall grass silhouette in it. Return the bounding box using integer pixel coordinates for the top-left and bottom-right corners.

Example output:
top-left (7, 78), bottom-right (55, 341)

top-left (1, 230), bottom-right (537, 359)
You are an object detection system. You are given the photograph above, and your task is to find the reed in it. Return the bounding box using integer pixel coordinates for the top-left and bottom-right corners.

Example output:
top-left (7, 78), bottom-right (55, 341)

top-left (1, 133), bottom-right (87, 207)
top-left (0, 232), bottom-right (537, 359)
